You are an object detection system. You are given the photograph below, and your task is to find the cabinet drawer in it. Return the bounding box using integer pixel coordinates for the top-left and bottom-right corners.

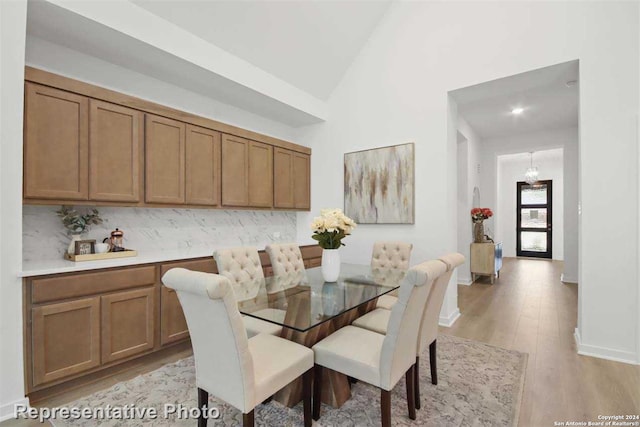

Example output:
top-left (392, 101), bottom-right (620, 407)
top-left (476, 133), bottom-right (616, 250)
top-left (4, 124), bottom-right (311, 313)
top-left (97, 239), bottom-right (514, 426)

top-left (160, 258), bottom-right (217, 276)
top-left (32, 266), bottom-right (156, 304)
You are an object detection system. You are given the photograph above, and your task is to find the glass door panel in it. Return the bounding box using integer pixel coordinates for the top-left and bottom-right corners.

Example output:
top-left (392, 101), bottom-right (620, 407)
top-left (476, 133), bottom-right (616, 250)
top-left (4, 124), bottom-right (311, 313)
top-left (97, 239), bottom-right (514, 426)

top-left (520, 208), bottom-right (547, 228)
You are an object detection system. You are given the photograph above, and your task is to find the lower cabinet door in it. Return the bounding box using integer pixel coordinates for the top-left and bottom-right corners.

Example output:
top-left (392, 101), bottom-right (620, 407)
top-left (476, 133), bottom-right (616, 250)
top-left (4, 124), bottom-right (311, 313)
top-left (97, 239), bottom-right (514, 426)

top-left (160, 286), bottom-right (189, 345)
top-left (32, 297), bottom-right (101, 386)
top-left (101, 287), bottom-right (155, 363)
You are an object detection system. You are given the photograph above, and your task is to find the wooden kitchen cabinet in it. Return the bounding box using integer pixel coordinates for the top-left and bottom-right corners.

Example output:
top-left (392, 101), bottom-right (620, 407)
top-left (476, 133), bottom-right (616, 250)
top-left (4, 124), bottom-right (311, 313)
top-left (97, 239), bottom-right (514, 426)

top-left (101, 287), bottom-right (155, 363)
top-left (274, 148), bottom-right (295, 208)
top-left (185, 125), bottom-right (221, 206)
top-left (292, 152), bottom-right (310, 209)
top-left (145, 114), bottom-right (186, 204)
top-left (23, 245), bottom-right (322, 397)
top-left (221, 135), bottom-right (274, 208)
top-left (274, 148), bottom-right (310, 209)
top-left (24, 83), bottom-right (89, 200)
top-left (221, 134), bottom-right (250, 207)
top-left (89, 100), bottom-right (143, 202)
top-left (248, 140), bottom-right (273, 207)
top-left (32, 297), bottom-right (100, 386)
top-left (160, 287), bottom-right (189, 345)
top-left (23, 69), bottom-right (312, 211)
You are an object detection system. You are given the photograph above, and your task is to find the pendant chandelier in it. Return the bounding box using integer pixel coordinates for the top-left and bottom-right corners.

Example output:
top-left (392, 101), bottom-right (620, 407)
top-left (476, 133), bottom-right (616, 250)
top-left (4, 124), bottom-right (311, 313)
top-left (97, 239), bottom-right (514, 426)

top-left (524, 151), bottom-right (538, 185)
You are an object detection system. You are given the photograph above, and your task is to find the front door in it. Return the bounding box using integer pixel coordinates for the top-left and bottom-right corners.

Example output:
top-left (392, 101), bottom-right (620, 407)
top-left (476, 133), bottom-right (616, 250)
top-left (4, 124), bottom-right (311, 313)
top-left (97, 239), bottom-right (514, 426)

top-left (516, 180), bottom-right (552, 259)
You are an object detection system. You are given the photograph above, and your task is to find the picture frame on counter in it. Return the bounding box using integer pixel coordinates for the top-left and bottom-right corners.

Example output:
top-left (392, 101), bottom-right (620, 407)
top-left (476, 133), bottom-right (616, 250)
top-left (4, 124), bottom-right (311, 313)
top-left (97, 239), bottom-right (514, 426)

top-left (75, 239), bottom-right (96, 255)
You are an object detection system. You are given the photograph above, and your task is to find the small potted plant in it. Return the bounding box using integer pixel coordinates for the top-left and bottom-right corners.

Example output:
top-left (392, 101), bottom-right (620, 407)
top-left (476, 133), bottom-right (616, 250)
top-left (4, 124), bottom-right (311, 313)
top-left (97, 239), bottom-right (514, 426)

top-left (56, 206), bottom-right (103, 255)
top-left (311, 208), bottom-right (356, 282)
top-left (470, 207), bottom-right (493, 243)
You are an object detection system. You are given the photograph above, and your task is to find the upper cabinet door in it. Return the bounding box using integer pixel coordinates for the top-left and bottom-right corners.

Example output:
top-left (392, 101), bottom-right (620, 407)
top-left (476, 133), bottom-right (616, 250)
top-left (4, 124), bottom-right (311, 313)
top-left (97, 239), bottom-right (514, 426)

top-left (273, 148), bottom-right (294, 208)
top-left (248, 141), bottom-right (273, 208)
top-left (145, 114), bottom-right (186, 204)
top-left (221, 134), bottom-right (249, 207)
top-left (24, 83), bottom-right (89, 200)
top-left (186, 125), bottom-right (221, 206)
top-left (89, 100), bottom-right (143, 202)
top-left (293, 152), bottom-right (311, 209)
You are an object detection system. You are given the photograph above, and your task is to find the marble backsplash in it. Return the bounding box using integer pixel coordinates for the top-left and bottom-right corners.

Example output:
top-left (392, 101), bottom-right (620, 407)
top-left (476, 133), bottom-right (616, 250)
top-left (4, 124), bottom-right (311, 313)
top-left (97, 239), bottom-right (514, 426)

top-left (23, 205), bottom-right (297, 263)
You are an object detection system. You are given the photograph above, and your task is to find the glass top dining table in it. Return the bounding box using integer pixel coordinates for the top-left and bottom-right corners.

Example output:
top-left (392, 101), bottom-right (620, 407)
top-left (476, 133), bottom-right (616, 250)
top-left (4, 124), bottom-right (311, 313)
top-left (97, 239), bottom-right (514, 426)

top-left (236, 263), bottom-right (407, 333)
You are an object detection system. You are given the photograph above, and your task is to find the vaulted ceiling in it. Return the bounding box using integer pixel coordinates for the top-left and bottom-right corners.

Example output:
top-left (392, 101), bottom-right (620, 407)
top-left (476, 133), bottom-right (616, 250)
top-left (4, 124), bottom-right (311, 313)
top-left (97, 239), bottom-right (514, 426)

top-left (26, 0), bottom-right (390, 126)
top-left (131, 0), bottom-right (391, 101)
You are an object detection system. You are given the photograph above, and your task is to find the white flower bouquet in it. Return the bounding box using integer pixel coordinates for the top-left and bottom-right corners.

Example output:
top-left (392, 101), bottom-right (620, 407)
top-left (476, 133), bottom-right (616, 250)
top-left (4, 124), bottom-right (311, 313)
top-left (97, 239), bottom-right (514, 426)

top-left (311, 208), bottom-right (356, 249)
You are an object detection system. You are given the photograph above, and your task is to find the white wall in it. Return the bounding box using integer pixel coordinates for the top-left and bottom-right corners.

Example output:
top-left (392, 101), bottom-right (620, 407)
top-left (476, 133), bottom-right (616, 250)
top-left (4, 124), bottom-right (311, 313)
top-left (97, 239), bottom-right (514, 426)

top-left (0, 0), bottom-right (29, 421)
top-left (295, 2), bottom-right (639, 364)
top-left (481, 127), bottom-right (578, 275)
top-left (497, 149), bottom-right (564, 259)
top-left (456, 117), bottom-right (482, 284)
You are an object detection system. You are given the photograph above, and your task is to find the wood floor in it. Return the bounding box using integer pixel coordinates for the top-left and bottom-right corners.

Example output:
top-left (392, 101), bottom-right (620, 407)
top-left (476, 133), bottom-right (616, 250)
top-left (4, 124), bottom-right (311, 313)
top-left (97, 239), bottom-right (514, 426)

top-left (442, 257), bottom-right (640, 426)
top-left (5, 257), bottom-right (640, 426)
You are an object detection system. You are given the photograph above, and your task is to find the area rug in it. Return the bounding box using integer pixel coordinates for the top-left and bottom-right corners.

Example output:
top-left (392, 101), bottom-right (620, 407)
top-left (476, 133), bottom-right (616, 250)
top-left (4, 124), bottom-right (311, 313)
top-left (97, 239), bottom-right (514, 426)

top-left (49, 334), bottom-right (526, 427)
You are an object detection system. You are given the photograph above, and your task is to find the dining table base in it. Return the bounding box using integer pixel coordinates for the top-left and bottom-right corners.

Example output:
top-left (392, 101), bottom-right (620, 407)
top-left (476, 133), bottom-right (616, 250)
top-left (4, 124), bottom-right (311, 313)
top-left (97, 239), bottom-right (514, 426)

top-left (274, 293), bottom-right (380, 408)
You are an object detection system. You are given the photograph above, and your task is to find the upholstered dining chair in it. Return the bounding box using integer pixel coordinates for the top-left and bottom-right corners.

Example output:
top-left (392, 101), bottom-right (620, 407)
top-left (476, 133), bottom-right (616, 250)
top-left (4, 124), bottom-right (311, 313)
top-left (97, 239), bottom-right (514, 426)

top-left (213, 247), bottom-right (284, 337)
top-left (311, 260), bottom-right (447, 426)
top-left (265, 243), bottom-right (306, 276)
top-left (162, 268), bottom-right (314, 427)
top-left (372, 241), bottom-right (413, 310)
top-left (352, 252), bottom-right (465, 409)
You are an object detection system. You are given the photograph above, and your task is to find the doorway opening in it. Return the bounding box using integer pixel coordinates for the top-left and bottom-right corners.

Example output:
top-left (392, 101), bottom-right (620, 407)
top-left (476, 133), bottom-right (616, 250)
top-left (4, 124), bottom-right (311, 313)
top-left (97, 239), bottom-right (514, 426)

top-left (516, 180), bottom-right (552, 258)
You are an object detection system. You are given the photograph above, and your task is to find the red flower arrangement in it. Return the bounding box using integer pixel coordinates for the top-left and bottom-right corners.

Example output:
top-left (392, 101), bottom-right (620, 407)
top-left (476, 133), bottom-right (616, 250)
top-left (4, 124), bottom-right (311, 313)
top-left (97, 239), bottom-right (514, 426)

top-left (470, 207), bottom-right (493, 223)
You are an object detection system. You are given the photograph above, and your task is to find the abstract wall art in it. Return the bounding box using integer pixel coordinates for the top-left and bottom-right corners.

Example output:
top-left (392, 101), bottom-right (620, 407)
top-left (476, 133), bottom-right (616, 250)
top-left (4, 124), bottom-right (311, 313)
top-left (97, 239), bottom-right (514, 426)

top-left (344, 142), bottom-right (414, 224)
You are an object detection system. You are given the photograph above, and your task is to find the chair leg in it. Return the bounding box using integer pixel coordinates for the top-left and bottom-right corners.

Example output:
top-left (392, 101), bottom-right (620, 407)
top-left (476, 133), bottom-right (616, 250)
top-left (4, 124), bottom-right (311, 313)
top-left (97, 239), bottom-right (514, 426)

top-left (243, 410), bottom-right (254, 427)
top-left (313, 365), bottom-right (323, 421)
top-left (197, 387), bottom-right (208, 427)
top-left (381, 389), bottom-right (391, 427)
top-left (303, 368), bottom-right (312, 427)
top-left (414, 356), bottom-right (421, 409)
top-left (405, 365), bottom-right (416, 420)
top-left (430, 339), bottom-right (438, 385)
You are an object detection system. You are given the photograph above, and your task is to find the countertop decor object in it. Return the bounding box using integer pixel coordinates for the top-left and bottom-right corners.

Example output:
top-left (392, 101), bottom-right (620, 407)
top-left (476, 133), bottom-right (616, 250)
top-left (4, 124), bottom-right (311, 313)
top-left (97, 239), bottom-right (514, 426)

top-left (64, 250), bottom-right (138, 262)
top-left (56, 206), bottom-right (103, 254)
top-left (470, 207), bottom-right (493, 243)
top-left (311, 208), bottom-right (356, 282)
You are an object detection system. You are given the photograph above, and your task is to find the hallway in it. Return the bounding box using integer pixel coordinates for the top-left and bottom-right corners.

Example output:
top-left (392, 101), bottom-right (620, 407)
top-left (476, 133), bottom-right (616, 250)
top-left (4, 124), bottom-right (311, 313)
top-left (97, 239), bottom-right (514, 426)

top-left (442, 257), bottom-right (640, 426)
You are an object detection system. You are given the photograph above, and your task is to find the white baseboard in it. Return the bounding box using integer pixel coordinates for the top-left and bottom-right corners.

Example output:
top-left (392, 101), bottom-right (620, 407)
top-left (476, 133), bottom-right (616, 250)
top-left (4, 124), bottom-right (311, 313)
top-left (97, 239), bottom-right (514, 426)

top-left (561, 274), bottom-right (578, 284)
top-left (574, 328), bottom-right (639, 365)
top-left (439, 308), bottom-right (461, 327)
top-left (458, 278), bottom-right (473, 286)
top-left (0, 397), bottom-right (29, 423)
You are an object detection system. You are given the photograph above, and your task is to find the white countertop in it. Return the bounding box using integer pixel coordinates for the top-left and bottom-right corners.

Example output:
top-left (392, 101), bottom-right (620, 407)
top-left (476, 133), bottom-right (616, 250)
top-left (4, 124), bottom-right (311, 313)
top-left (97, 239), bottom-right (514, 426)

top-left (22, 246), bottom-right (243, 277)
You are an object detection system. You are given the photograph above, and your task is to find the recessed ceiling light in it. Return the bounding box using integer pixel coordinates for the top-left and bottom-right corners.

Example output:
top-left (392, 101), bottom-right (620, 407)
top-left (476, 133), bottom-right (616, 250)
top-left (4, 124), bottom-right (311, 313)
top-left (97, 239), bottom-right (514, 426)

top-left (511, 107), bottom-right (524, 115)
top-left (566, 80), bottom-right (578, 87)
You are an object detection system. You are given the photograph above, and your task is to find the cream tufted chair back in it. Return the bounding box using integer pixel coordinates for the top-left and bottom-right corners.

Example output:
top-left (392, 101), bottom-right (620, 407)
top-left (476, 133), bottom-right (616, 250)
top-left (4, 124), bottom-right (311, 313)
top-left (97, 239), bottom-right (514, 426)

top-left (161, 268), bottom-right (255, 413)
top-left (214, 247), bottom-right (265, 302)
top-left (371, 241), bottom-right (413, 271)
top-left (417, 252), bottom-right (465, 353)
top-left (379, 259), bottom-right (446, 390)
top-left (266, 243), bottom-right (306, 277)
